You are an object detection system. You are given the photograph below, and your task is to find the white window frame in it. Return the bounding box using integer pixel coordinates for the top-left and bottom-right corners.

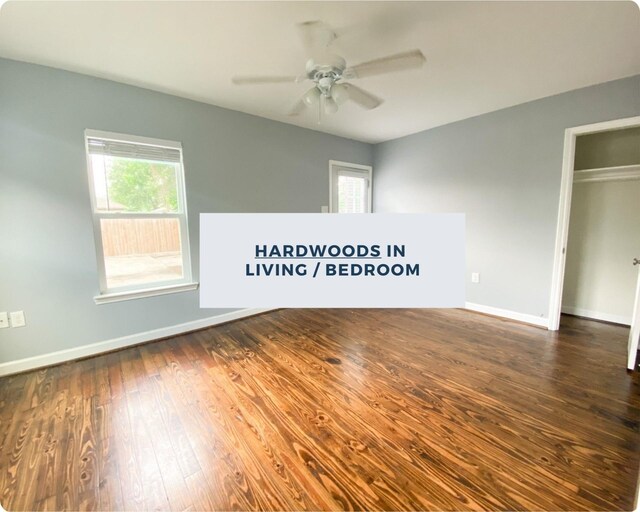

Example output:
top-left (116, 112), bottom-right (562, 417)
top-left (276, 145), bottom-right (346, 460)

top-left (329, 160), bottom-right (373, 213)
top-left (84, 129), bottom-right (196, 304)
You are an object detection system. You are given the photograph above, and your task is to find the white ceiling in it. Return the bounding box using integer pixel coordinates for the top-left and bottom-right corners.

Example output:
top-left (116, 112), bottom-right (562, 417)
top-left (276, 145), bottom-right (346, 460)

top-left (1, 1), bottom-right (639, 143)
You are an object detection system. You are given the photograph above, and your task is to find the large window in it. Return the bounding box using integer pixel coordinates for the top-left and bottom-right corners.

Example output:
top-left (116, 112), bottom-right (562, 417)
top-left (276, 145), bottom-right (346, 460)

top-left (85, 130), bottom-right (194, 303)
top-left (329, 161), bottom-right (372, 213)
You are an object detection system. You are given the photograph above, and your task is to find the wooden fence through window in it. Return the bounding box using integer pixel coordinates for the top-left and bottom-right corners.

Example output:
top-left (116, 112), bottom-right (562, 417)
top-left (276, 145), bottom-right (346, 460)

top-left (101, 218), bottom-right (181, 257)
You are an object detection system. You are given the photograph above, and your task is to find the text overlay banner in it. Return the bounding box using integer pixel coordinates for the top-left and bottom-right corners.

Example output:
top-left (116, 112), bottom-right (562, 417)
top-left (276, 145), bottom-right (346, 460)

top-left (200, 213), bottom-right (465, 308)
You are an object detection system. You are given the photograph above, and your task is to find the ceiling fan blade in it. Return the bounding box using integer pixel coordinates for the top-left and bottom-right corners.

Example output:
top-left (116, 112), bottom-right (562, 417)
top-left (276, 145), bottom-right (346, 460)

top-left (287, 98), bottom-right (307, 116)
top-left (343, 83), bottom-right (383, 110)
top-left (343, 49), bottom-right (426, 79)
top-left (297, 20), bottom-right (337, 55)
top-left (232, 75), bottom-right (298, 85)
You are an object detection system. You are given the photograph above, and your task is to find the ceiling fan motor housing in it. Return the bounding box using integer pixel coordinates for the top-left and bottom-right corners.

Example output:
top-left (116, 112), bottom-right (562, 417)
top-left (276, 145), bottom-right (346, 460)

top-left (306, 55), bottom-right (347, 77)
top-left (306, 54), bottom-right (346, 87)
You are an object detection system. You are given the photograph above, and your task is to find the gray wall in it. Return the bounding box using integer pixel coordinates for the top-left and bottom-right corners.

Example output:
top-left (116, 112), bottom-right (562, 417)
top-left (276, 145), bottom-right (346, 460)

top-left (2, 55), bottom-right (639, 366)
top-left (0, 58), bottom-right (372, 364)
top-left (373, 75), bottom-right (640, 319)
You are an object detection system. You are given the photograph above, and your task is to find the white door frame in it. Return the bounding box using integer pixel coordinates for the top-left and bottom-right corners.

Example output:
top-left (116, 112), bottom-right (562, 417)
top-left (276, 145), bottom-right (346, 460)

top-left (548, 115), bottom-right (640, 331)
top-left (629, 267), bottom-right (640, 370)
top-left (328, 160), bottom-right (373, 213)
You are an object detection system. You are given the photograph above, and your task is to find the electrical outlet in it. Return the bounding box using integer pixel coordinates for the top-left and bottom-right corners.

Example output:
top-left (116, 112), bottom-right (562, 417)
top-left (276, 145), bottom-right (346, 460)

top-left (471, 272), bottom-right (480, 283)
top-left (321, 205), bottom-right (329, 213)
top-left (9, 311), bottom-right (25, 328)
top-left (0, 312), bottom-right (8, 329)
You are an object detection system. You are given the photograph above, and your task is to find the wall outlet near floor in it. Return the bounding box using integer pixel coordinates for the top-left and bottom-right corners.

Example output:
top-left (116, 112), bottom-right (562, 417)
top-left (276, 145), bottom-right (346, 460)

top-left (9, 311), bottom-right (25, 328)
top-left (0, 312), bottom-right (8, 329)
top-left (321, 205), bottom-right (329, 213)
top-left (471, 272), bottom-right (480, 283)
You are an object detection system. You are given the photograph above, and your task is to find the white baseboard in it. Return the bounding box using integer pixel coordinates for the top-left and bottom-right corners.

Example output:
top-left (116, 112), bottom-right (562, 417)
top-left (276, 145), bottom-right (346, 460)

top-left (465, 302), bottom-right (549, 328)
top-left (561, 306), bottom-right (631, 326)
top-left (0, 308), bottom-right (274, 377)
top-left (0, 304), bottom-right (552, 377)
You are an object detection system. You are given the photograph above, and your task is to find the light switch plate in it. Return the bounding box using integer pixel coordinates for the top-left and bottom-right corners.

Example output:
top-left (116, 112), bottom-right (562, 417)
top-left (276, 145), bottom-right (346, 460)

top-left (471, 272), bottom-right (480, 283)
top-left (0, 312), bottom-right (8, 329)
top-left (9, 311), bottom-right (25, 328)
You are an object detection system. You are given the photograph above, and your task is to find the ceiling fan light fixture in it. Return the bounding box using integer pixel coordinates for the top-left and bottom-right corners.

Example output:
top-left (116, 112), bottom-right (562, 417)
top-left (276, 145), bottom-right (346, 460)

top-left (324, 97), bottom-right (339, 114)
top-left (303, 86), bottom-right (321, 106)
top-left (331, 83), bottom-right (349, 105)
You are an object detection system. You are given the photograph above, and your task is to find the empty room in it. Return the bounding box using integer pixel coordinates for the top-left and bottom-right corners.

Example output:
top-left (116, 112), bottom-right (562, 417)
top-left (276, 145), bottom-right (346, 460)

top-left (1, 1), bottom-right (640, 511)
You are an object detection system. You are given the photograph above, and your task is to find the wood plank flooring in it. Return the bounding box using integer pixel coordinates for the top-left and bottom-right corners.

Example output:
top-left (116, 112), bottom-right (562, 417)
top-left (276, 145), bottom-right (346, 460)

top-left (1, 309), bottom-right (639, 511)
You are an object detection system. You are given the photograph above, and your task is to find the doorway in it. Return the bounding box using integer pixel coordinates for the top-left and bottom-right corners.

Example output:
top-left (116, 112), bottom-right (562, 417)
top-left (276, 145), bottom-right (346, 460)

top-left (329, 160), bottom-right (372, 213)
top-left (548, 116), bottom-right (640, 369)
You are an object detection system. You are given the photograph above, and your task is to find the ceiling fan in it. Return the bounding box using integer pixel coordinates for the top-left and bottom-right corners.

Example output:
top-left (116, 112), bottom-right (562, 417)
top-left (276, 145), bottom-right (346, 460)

top-left (231, 21), bottom-right (426, 121)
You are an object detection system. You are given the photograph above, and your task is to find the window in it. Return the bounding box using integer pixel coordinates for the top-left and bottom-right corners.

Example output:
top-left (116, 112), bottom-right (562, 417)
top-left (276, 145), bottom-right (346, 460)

top-left (85, 130), bottom-right (195, 303)
top-left (329, 161), bottom-right (372, 213)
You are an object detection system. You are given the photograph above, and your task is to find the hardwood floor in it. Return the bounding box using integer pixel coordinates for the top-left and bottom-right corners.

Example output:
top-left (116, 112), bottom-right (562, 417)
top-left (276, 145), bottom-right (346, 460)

top-left (1, 309), bottom-right (639, 511)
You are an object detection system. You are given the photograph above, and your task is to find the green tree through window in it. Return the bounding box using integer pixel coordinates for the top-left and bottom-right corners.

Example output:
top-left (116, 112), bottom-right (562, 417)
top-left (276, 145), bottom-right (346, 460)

top-left (108, 158), bottom-right (178, 212)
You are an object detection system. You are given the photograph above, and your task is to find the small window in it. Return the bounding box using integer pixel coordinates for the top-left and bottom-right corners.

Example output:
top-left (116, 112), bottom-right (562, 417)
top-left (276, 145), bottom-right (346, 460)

top-left (85, 130), bottom-right (194, 302)
top-left (329, 161), bottom-right (372, 213)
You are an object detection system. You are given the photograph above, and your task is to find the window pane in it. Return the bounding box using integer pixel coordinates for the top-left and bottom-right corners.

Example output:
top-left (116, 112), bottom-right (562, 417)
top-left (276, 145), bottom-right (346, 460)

top-left (338, 175), bottom-right (367, 213)
top-left (91, 154), bottom-right (179, 213)
top-left (100, 218), bottom-right (183, 289)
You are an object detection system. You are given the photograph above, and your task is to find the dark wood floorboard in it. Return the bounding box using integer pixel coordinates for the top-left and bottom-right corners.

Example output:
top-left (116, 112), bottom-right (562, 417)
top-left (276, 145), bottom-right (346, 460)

top-left (1, 309), bottom-right (639, 511)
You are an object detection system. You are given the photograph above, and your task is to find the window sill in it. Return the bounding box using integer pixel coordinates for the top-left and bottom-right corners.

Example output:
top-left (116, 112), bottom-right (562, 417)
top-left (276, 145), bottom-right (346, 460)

top-left (94, 282), bottom-right (199, 305)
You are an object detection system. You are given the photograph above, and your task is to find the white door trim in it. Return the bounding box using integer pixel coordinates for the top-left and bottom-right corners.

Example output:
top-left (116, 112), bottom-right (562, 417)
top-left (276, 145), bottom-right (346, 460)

top-left (629, 267), bottom-right (640, 370)
top-left (548, 116), bottom-right (640, 332)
